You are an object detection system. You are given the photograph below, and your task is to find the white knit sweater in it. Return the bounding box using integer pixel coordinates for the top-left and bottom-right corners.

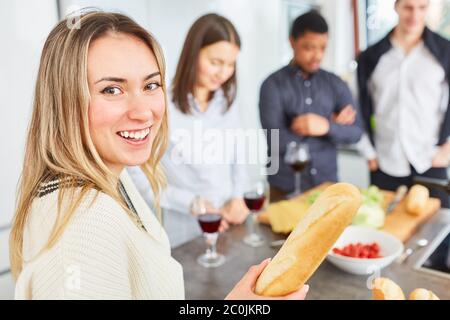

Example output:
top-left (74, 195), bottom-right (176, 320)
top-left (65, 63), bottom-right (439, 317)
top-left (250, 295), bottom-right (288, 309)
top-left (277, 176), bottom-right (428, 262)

top-left (15, 170), bottom-right (185, 299)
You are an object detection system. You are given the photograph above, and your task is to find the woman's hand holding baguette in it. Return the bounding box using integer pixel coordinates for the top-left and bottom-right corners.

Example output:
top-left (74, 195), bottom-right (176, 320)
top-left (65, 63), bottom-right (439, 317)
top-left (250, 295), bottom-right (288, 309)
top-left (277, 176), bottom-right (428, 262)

top-left (225, 258), bottom-right (309, 300)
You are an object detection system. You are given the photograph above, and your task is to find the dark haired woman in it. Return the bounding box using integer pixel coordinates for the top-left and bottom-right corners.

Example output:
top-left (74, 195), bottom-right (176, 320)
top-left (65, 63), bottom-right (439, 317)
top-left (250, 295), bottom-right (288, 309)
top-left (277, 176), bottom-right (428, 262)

top-left (143, 13), bottom-right (251, 247)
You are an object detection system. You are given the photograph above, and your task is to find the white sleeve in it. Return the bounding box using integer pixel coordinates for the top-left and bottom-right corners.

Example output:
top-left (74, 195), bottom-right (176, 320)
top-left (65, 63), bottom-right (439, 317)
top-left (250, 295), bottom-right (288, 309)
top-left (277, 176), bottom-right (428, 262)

top-left (229, 103), bottom-right (250, 198)
top-left (355, 133), bottom-right (377, 160)
top-left (160, 184), bottom-right (197, 214)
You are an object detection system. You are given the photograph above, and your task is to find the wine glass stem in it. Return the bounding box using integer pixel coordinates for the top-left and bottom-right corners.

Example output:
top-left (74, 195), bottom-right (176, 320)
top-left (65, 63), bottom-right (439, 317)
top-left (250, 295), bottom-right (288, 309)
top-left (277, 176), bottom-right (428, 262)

top-left (250, 211), bottom-right (259, 236)
top-left (295, 172), bottom-right (301, 194)
top-left (204, 232), bottom-right (218, 258)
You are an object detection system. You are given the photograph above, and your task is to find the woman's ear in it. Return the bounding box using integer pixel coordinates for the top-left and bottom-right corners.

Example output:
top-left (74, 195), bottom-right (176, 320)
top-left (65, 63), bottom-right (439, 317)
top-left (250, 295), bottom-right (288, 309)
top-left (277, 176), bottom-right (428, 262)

top-left (394, 0), bottom-right (400, 13)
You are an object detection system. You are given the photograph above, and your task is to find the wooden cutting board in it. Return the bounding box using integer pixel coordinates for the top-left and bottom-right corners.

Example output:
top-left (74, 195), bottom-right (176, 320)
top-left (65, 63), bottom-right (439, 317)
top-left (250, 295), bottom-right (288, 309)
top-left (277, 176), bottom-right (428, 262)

top-left (380, 190), bottom-right (441, 242)
top-left (259, 183), bottom-right (441, 243)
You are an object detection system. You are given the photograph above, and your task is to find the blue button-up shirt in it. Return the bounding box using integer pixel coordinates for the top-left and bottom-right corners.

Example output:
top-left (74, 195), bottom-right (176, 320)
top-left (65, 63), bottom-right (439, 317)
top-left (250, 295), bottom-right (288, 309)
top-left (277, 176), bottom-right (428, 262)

top-left (259, 63), bottom-right (363, 192)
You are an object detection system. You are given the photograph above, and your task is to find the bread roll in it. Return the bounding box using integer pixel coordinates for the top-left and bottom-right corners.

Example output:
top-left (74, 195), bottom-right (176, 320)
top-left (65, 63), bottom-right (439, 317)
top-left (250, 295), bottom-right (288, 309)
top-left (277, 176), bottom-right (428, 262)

top-left (254, 183), bottom-right (362, 296)
top-left (406, 185), bottom-right (429, 216)
top-left (372, 278), bottom-right (405, 300)
top-left (409, 288), bottom-right (440, 300)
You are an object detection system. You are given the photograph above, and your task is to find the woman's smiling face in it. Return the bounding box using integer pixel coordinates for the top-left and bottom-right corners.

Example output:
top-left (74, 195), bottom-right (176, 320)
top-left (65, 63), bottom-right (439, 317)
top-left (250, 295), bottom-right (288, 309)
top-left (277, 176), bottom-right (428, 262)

top-left (87, 32), bottom-right (165, 175)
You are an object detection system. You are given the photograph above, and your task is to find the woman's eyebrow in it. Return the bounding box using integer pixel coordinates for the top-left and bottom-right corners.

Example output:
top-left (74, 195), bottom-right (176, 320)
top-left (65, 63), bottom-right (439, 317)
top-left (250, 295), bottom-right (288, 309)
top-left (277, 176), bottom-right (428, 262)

top-left (95, 76), bottom-right (126, 84)
top-left (95, 72), bottom-right (161, 84)
top-left (143, 71), bottom-right (161, 81)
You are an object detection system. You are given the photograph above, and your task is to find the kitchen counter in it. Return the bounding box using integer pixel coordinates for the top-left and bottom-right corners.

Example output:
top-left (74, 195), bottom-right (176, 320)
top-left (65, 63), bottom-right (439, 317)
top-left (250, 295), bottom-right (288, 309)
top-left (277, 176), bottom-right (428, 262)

top-left (172, 209), bottom-right (450, 300)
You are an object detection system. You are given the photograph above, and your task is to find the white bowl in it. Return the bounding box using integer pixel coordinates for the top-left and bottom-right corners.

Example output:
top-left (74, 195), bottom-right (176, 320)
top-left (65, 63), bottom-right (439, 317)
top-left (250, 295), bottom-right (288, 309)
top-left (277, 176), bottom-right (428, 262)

top-left (326, 225), bottom-right (404, 275)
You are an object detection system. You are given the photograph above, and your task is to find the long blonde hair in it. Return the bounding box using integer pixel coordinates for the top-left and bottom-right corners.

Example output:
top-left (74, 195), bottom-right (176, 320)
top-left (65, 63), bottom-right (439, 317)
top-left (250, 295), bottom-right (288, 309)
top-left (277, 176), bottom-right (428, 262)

top-left (9, 11), bottom-right (169, 279)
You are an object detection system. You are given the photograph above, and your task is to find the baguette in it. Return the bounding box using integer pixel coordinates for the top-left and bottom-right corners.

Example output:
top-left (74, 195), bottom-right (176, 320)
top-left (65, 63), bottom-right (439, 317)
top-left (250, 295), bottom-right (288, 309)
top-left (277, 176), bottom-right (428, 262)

top-left (254, 183), bottom-right (362, 296)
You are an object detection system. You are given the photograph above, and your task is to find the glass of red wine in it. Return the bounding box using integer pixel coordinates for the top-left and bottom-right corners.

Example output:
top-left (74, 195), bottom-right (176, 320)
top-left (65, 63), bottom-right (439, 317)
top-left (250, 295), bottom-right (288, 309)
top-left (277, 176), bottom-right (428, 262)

top-left (285, 141), bottom-right (311, 198)
top-left (243, 180), bottom-right (269, 247)
top-left (191, 196), bottom-right (225, 268)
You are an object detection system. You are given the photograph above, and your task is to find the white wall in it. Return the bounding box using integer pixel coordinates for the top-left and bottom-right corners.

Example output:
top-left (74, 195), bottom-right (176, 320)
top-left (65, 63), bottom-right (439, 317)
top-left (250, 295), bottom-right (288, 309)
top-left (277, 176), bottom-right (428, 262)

top-left (58, 0), bottom-right (151, 27)
top-left (0, 0), bottom-right (58, 227)
top-left (319, 0), bottom-right (356, 76)
top-left (0, 0), bottom-right (59, 299)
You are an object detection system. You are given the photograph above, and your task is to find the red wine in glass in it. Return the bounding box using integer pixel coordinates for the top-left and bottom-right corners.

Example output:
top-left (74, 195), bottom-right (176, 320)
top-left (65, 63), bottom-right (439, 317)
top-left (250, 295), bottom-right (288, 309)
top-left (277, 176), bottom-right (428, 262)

top-left (197, 213), bottom-right (222, 233)
top-left (290, 160), bottom-right (310, 172)
top-left (244, 192), bottom-right (266, 211)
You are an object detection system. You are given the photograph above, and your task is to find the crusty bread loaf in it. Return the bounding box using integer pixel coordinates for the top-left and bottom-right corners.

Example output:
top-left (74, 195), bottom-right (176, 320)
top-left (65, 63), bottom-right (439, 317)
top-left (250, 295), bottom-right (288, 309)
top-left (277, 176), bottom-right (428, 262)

top-left (406, 185), bottom-right (429, 216)
top-left (409, 288), bottom-right (440, 300)
top-left (372, 278), bottom-right (405, 300)
top-left (254, 183), bottom-right (362, 296)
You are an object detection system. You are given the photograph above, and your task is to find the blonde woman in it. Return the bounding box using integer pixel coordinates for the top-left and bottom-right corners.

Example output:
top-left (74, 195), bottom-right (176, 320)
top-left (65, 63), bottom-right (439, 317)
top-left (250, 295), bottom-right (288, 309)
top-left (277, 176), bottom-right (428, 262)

top-left (9, 11), bottom-right (308, 300)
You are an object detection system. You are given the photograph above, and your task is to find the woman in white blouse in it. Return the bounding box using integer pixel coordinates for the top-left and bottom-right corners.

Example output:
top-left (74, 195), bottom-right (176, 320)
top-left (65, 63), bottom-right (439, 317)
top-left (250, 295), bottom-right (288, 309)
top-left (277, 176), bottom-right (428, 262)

top-left (9, 10), bottom-right (308, 300)
top-left (130, 14), bottom-right (252, 247)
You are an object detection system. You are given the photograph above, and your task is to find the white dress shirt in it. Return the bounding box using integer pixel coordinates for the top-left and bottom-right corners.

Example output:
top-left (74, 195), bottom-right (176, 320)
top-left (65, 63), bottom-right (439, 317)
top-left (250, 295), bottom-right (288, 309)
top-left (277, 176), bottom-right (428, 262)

top-left (357, 40), bottom-right (449, 177)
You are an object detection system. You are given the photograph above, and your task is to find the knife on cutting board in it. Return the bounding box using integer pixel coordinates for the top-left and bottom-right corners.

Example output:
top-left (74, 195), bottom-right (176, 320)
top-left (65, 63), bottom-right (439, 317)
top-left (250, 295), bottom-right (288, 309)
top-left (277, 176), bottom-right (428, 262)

top-left (386, 185), bottom-right (408, 214)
